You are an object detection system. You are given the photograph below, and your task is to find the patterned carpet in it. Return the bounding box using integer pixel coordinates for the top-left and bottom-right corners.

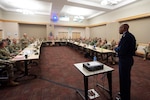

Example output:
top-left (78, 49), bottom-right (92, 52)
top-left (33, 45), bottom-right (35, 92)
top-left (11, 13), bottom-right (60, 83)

top-left (0, 46), bottom-right (150, 100)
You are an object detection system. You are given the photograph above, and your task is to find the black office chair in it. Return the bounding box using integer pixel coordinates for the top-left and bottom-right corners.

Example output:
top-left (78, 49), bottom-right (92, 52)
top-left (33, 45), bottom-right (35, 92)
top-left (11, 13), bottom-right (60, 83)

top-left (0, 62), bottom-right (9, 86)
top-left (0, 65), bottom-right (9, 80)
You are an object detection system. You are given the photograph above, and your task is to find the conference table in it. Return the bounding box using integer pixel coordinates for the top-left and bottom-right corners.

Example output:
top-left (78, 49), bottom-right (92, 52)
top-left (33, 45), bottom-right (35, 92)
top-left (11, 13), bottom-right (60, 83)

top-left (42, 40), bottom-right (67, 46)
top-left (11, 41), bottom-right (42, 80)
top-left (74, 61), bottom-right (114, 100)
top-left (42, 40), bottom-right (116, 63)
top-left (69, 41), bottom-right (116, 63)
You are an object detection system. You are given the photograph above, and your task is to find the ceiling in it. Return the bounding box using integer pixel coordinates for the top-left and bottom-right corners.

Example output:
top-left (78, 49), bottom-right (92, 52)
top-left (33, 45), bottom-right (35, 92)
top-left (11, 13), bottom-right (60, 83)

top-left (0, 0), bottom-right (140, 22)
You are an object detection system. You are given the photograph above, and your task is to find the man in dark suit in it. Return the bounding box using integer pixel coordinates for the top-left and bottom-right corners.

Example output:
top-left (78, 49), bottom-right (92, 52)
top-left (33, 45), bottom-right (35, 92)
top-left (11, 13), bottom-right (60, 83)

top-left (115, 24), bottom-right (136, 100)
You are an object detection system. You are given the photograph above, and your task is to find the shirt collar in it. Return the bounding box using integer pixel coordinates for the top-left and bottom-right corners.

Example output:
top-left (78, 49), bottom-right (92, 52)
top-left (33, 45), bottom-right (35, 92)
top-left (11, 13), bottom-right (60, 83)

top-left (122, 31), bottom-right (127, 37)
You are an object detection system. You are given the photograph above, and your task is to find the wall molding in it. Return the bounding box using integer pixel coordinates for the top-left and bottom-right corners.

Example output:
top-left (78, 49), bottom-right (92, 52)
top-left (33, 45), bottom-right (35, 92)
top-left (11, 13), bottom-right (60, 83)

top-left (88, 22), bottom-right (107, 28)
top-left (117, 13), bottom-right (150, 22)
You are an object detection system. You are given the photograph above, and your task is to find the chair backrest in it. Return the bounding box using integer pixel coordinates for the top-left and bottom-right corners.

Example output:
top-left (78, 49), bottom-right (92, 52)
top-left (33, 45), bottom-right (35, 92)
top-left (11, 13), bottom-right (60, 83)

top-left (0, 60), bottom-right (9, 80)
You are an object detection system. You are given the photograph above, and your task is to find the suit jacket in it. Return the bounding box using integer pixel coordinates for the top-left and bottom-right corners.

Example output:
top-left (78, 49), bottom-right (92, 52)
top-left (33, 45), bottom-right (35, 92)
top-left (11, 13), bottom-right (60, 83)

top-left (115, 31), bottom-right (136, 58)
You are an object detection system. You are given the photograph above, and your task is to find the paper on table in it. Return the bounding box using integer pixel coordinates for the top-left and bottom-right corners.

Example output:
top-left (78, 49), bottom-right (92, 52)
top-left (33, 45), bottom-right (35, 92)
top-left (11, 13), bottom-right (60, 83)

top-left (12, 55), bottom-right (24, 60)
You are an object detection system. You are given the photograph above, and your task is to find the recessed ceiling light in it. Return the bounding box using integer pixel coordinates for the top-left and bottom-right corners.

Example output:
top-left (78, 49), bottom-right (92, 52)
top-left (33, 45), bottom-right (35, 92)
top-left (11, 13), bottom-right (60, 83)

top-left (16, 9), bottom-right (34, 15)
top-left (61, 5), bottom-right (101, 17)
top-left (59, 16), bottom-right (70, 22)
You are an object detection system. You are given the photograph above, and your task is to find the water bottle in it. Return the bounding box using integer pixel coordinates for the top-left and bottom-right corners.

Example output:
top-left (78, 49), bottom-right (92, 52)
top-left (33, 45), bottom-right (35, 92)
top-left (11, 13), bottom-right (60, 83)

top-left (93, 56), bottom-right (97, 61)
top-left (93, 44), bottom-right (96, 50)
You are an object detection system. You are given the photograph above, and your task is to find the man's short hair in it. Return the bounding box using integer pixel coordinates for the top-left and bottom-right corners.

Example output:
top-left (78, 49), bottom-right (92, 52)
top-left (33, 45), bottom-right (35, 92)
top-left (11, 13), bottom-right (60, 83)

top-left (2, 39), bottom-right (6, 42)
top-left (0, 40), bottom-right (3, 46)
top-left (123, 24), bottom-right (129, 30)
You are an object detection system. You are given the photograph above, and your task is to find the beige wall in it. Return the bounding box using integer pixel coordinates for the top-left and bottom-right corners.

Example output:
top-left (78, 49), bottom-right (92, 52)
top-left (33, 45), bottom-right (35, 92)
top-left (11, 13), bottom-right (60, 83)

top-left (90, 25), bottom-right (106, 39)
top-left (0, 9), bottom-right (3, 39)
top-left (19, 24), bottom-right (46, 39)
top-left (105, 22), bottom-right (120, 42)
top-left (90, 22), bottom-right (120, 42)
top-left (0, 22), bottom-right (21, 39)
top-left (0, 21), bottom-right (3, 39)
top-left (120, 17), bottom-right (150, 43)
top-left (85, 27), bottom-right (90, 39)
top-left (54, 26), bottom-right (85, 39)
top-left (2, 11), bottom-right (50, 23)
top-left (0, 8), bottom-right (2, 19)
top-left (0, 21), bottom-right (3, 29)
top-left (3, 22), bottom-right (19, 39)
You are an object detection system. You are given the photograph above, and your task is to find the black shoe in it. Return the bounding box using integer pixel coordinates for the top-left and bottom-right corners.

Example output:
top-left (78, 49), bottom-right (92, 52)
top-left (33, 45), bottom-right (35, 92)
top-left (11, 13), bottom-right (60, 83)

top-left (8, 81), bottom-right (19, 86)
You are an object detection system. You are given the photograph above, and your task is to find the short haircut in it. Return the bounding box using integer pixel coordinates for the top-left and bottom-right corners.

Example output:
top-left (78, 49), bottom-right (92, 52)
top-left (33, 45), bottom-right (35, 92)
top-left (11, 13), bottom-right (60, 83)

top-left (0, 41), bottom-right (3, 46)
top-left (123, 24), bottom-right (129, 30)
top-left (2, 39), bottom-right (6, 42)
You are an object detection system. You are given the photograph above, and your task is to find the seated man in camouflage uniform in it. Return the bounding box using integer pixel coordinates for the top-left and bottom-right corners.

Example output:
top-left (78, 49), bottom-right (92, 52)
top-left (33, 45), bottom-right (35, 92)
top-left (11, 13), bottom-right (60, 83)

top-left (20, 33), bottom-right (29, 49)
top-left (4, 39), bottom-right (18, 56)
top-left (143, 42), bottom-right (150, 60)
top-left (0, 41), bottom-right (19, 86)
top-left (111, 39), bottom-right (117, 50)
top-left (10, 38), bottom-right (21, 55)
top-left (0, 39), bottom-right (14, 59)
top-left (3, 39), bottom-right (24, 71)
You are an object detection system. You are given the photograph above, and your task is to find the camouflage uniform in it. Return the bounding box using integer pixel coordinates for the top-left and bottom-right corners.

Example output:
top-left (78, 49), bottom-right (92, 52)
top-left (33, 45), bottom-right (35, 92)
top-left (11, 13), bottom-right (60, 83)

top-left (143, 44), bottom-right (150, 60)
top-left (0, 40), bottom-right (19, 85)
top-left (9, 42), bottom-right (21, 55)
top-left (111, 40), bottom-right (117, 50)
top-left (0, 47), bottom-right (11, 60)
top-left (20, 37), bottom-right (29, 49)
